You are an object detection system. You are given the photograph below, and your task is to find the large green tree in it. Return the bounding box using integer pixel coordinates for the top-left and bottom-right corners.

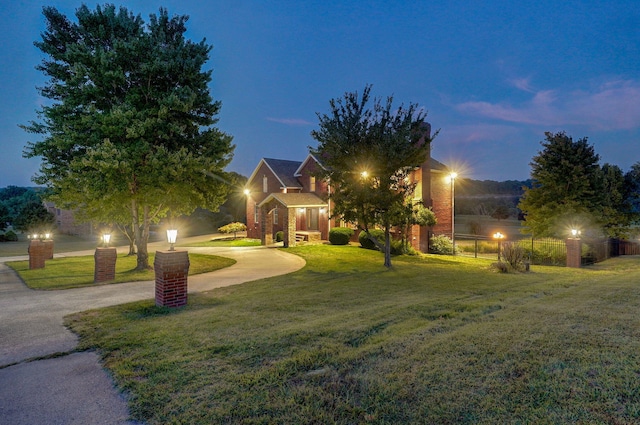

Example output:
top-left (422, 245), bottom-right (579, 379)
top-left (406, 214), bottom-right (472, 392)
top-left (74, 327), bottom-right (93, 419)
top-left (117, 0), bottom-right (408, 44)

top-left (518, 131), bottom-right (620, 237)
top-left (310, 85), bottom-right (434, 267)
top-left (23, 5), bottom-right (234, 269)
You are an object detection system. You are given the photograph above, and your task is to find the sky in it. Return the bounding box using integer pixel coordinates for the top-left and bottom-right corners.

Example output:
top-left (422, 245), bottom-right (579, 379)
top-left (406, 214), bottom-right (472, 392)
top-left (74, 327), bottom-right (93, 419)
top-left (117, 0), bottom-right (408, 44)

top-left (1, 0), bottom-right (639, 187)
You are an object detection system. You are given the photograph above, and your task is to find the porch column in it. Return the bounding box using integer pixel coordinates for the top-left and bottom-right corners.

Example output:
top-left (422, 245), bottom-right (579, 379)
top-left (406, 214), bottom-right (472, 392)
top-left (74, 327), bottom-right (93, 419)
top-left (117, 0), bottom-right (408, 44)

top-left (261, 204), bottom-right (273, 245)
top-left (285, 207), bottom-right (296, 247)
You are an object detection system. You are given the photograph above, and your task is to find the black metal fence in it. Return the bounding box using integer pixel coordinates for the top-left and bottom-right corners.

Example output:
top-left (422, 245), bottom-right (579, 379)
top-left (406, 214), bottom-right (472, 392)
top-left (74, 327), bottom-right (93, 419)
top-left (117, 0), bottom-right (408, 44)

top-left (454, 234), bottom-right (640, 266)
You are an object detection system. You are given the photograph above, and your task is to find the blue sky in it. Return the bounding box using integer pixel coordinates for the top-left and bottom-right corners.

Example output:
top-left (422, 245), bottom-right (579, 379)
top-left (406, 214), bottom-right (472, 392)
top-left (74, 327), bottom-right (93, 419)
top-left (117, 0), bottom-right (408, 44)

top-left (2, 0), bottom-right (639, 187)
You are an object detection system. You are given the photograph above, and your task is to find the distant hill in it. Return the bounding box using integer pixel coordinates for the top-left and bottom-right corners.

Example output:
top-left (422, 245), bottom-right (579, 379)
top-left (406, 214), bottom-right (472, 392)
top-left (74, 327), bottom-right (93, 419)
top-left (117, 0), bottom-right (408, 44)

top-left (455, 179), bottom-right (532, 216)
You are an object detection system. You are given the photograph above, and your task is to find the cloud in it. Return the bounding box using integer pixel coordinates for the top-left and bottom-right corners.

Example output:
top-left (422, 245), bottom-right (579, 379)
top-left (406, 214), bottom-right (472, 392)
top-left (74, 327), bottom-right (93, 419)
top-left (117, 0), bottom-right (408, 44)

top-left (266, 117), bottom-right (314, 126)
top-left (456, 79), bottom-right (640, 131)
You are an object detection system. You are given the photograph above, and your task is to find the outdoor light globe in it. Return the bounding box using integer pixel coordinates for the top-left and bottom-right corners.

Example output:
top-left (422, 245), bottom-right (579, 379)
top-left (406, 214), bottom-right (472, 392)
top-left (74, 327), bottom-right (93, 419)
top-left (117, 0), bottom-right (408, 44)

top-left (102, 233), bottom-right (111, 246)
top-left (243, 188), bottom-right (250, 196)
top-left (44, 233), bottom-right (51, 240)
top-left (167, 229), bottom-right (178, 251)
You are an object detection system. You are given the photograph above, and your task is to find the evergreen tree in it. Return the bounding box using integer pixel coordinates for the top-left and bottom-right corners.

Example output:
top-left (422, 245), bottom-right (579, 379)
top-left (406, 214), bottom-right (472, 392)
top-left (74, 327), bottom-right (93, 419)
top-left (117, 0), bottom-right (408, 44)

top-left (518, 131), bottom-right (604, 237)
top-left (22, 5), bottom-right (234, 269)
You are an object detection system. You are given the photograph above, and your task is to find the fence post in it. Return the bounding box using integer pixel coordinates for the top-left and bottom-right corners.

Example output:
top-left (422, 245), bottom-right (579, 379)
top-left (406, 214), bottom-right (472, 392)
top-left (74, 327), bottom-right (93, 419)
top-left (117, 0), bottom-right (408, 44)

top-left (566, 238), bottom-right (582, 268)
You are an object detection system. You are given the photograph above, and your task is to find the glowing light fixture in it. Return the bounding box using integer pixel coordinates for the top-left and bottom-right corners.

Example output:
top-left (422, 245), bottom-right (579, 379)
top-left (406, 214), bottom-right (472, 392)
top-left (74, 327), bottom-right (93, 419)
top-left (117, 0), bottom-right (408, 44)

top-left (493, 232), bottom-right (505, 261)
top-left (243, 188), bottom-right (250, 196)
top-left (102, 233), bottom-right (111, 247)
top-left (167, 229), bottom-right (178, 251)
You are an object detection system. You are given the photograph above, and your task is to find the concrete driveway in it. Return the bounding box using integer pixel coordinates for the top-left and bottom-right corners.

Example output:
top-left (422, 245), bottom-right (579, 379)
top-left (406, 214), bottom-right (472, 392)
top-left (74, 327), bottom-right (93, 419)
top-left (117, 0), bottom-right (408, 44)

top-left (0, 240), bottom-right (305, 424)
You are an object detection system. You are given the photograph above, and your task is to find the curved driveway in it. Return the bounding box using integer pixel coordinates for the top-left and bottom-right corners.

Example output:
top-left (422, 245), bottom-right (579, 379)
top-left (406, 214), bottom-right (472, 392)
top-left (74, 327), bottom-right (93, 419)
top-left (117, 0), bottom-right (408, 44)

top-left (0, 241), bottom-right (305, 424)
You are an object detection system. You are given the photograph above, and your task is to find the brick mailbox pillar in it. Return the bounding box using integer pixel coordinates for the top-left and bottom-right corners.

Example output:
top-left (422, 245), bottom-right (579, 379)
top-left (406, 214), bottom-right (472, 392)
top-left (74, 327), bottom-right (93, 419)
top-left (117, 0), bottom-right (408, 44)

top-left (154, 250), bottom-right (190, 308)
top-left (43, 240), bottom-right (54, 259)
top-left (28, 240), bottom-right (47, 269)
top-left (566, 238), bottom-right (582, 268)
top-left (94, 247), bottom-right (117, 283)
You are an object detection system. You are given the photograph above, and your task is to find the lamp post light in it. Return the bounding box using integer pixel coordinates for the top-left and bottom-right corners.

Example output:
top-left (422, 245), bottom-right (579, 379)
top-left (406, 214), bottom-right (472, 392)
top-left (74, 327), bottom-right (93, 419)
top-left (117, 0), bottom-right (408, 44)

top-left (167, 229), bottom-right (178, 251)
top-left (102, 233), bottom-right (111, 247)
top-left (571, 229), bottom-right (581, 238)
top-left (44, 232), bottom-right (51, 240)
top-left (493, 232), bottom-right (505, 261)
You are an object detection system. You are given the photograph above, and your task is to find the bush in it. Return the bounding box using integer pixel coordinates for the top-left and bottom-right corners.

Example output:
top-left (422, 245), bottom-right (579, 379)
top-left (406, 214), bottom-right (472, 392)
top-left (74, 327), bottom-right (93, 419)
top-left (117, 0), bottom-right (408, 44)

top-left (429, 234), bottom-right (458, 255)
top-left (358, 229), bottom-right (385, 250)
top-left (329, 227), bottom-right (354, 245)
top-left (217, 222), bottom-right (247, 239)
top-left (501, 242), bottom-right (527, 271)
top-left (275, 231), bottom-right (284, 242)
top-left (3, 230), bottom-right (18, 242)
top-left (390, 239), bottom-right (418, 256)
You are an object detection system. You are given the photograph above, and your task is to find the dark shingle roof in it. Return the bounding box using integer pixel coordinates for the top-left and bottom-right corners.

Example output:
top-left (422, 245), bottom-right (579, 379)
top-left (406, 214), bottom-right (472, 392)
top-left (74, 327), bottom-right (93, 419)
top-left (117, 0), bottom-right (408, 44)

top-left (263, 158), bottom-right (303, 188)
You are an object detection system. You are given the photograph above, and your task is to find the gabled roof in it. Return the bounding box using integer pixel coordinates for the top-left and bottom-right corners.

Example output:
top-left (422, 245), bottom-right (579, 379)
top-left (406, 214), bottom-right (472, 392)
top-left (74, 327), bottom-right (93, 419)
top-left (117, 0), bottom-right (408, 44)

top-left (258, 192), bottom-right (327, 208)
top-left (247, 158), bottom-right (303, 190)
top-left (430, 158), bottom-right (449, 172)
top-left (294, 153), bottom-right (325, 177)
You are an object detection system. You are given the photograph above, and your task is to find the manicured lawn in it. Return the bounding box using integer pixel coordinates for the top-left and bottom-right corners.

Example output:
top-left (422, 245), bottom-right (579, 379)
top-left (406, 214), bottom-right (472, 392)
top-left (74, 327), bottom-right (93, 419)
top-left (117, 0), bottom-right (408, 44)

top-left (183, 238), bottom-right (262, 247)
top-left (7, 253), bottom-right (236, 290)
top-left (66, 246), bottom-right (640, 424)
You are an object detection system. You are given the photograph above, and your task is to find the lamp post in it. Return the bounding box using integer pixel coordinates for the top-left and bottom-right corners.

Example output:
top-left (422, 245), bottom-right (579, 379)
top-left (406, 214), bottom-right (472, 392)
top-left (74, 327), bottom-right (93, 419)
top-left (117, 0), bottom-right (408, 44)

top-left (448, 172), bottom-right (457, 254)
top-left (493, 232), bottom-right (505, 261)
top-left (167, 229), bottom-right (178, 251)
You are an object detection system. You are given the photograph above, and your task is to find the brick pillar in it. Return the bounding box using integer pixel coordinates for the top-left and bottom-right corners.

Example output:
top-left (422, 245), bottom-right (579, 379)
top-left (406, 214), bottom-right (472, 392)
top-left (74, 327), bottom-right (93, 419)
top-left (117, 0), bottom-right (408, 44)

top-left (154, 250), bottom-right (190, 308)
top-left (566, 238), bottom-right (582, 268)
top-left (28, 240), bottom-right (47, 269)
top-left (94, 247), bottom-right (117, 283)
top-left (285, 207), bottom-right (296, 248)
top-left (43, 240), bottom-right (54, 259)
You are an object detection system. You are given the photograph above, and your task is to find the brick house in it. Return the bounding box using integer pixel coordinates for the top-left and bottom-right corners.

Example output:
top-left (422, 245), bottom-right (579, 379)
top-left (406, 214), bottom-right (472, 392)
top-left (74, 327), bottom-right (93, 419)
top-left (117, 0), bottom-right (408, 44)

top-left (245, 147), bottom-right (453, 253)
top-left (44, 202), bottom-right (93, 236)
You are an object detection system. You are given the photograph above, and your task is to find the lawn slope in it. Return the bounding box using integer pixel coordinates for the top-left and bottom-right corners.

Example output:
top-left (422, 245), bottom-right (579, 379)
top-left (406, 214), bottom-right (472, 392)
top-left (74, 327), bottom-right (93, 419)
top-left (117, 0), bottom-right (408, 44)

top-left (66, 246), bottom-right (640, 424)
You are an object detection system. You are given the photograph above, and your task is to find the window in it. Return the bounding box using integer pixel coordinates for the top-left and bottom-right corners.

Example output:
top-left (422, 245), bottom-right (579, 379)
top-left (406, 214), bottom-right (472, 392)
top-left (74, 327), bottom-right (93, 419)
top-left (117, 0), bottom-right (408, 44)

top-left (273, 205), bottom-right (279, 223)
top-left (263, 175), bottom-right (268, 193)
top-left (310, 176), bottom-right (316, 192)
top-left (254, 204), bottom-right (259, 224)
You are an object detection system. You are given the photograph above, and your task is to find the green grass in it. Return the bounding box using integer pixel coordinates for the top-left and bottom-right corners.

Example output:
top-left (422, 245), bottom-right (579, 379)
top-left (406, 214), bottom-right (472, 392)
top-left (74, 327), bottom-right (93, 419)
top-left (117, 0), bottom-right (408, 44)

top-left (183, 237), bottom-right (262, 247)
top-left (7, 253), bottom-right (236, 290)
top-left (65, 246), bottom-right (640, 424)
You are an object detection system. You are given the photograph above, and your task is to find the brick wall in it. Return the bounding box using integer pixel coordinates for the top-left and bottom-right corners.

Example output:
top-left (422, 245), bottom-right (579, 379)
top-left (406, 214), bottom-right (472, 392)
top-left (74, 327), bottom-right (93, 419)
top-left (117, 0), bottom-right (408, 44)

top-left (154, 250), bottom-right (190, 308)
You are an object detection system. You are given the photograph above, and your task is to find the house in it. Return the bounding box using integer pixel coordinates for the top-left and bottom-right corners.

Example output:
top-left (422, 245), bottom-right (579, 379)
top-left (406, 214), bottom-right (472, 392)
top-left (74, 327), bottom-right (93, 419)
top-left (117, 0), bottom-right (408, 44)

top-left (244, 147), bottom-right (453, 252)
top-left (44, 202), bottom-right (93, 236)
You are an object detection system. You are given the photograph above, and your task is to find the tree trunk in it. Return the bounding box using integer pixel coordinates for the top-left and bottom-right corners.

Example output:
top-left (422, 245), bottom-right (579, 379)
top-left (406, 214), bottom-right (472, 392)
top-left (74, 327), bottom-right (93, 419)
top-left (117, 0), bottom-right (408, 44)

top-left (132, 200), bottom-right (151, 270)
top-left (383, 225), bottom-right (392, 268)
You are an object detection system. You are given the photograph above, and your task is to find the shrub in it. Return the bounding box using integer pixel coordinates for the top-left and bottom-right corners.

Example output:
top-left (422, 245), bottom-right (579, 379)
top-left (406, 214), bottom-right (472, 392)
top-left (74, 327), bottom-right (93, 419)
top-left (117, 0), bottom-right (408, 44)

top-left (358, 229), bottom-right (385, 250)
top-left (390, 239), bottom-right (418, 256)
top-left (217, 222), bottom-right (247, 239)
top-left (3, 230), bottom-right (18, 242)
top-left (501, 242), bottom-right (527, 271)
top-left (329, 227), bottom-right (354, 245)
top-left (429, 234), bottom-right (458, 255)
top-left (275, 231), bottom-right (284, 242)
top-left (491, 261), bottom-right (509, 273)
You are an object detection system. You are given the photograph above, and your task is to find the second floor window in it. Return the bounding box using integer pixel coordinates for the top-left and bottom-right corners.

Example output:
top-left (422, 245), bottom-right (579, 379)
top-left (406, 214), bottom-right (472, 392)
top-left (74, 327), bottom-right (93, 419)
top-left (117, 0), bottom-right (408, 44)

top-left (310, 176), bottom-right (316, 192)
top-left (263, 176), bottom-right (268, 193)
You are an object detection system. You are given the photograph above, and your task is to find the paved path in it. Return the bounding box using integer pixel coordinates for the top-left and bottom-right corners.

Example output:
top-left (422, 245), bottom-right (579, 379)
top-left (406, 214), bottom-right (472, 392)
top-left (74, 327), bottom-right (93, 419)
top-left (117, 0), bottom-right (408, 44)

top-left (0, 239), bottom-right (305, 424)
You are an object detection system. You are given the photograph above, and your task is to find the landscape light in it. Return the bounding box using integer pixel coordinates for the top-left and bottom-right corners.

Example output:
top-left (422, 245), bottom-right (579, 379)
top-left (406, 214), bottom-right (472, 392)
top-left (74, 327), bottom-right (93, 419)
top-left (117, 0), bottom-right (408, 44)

top-left (102, 233), bottom-right (111, 247)
top-left (167, 229), bottom-right (178, 251)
